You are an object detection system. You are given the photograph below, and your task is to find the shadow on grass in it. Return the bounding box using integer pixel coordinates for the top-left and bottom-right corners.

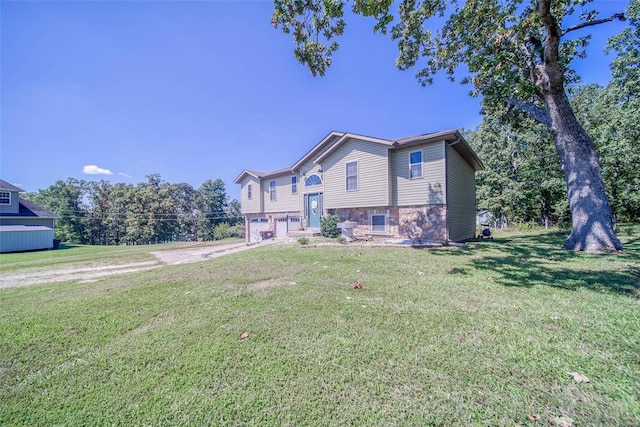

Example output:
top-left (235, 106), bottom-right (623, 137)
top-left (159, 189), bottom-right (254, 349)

top-left (56, 244), bottom-right (81, 251)
top-left (439, 231), bottom-right (639, 296)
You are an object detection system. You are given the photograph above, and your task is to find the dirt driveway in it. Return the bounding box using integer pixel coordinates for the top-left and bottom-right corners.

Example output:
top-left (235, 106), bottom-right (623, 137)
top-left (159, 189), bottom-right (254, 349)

top-left (1, 240), bottom-right (277, 289)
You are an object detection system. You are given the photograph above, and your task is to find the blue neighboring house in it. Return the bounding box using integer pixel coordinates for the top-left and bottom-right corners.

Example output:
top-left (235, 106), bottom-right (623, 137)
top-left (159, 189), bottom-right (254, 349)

top-left (0, 179), bottom-right (59, 253)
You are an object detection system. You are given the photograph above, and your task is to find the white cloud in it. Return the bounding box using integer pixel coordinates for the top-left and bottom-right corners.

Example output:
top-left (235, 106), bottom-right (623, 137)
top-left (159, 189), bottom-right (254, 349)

top-left (118, 172), bottom-right (132, 178)
top-left (83, 165), bottom-right (113, 175)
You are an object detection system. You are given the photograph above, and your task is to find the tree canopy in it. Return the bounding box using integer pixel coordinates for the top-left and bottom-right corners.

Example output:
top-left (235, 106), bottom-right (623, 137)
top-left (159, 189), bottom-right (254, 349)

top-left (23, 175), bottom-right (243, 245)
top-left (273, 0), bottom-right (633, 252)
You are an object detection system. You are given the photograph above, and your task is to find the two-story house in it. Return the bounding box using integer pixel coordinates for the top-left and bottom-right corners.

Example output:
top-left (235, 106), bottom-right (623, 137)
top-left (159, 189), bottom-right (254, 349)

top-left (0, 179), bottom-right (59, 252)
top-left (234, 130), bottom-right (484, 243)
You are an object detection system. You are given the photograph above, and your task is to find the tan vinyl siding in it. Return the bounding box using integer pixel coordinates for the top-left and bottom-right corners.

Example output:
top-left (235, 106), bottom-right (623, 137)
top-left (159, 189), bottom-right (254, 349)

top-left (239, 176), bottom-right (261, 214)
top-left (446, 144), bottom-right (476, 241)
top-left (322, 138), bottom-right (389, 208)
top-left (391, 142), bottom-right (446, 206)
top-left (262, 173), bottom-right (300, 213)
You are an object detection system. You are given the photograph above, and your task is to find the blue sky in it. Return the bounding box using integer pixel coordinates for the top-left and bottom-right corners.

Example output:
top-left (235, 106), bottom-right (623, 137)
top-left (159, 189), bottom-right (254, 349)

top-left (1, 0), bottom-right (630, 201)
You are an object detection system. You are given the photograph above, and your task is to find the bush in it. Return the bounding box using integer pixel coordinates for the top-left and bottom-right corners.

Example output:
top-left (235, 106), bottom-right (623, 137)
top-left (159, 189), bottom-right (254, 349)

top-left (336, 236), bottom-right (347, 244)
top-left (320, 214), bottom-right (341, 238)
top-left (229, 224), bottom-right (245, 239)
top-left (213, 222), bottom-right (232, 240)
top-left (297, 237), bottom-right (310, 245)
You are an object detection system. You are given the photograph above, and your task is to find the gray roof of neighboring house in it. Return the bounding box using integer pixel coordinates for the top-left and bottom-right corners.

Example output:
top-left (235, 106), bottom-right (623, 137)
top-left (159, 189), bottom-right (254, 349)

top-left (0, 179), bottom-right (25, 192)
top-left (0, 198), bottom-right (59, 219)
top-left (0, 225), bottom-right (54, 232)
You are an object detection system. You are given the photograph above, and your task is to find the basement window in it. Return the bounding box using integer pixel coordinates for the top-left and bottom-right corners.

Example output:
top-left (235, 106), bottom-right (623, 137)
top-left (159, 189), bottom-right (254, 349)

top-left (371, 214), bottom-right (386, 232)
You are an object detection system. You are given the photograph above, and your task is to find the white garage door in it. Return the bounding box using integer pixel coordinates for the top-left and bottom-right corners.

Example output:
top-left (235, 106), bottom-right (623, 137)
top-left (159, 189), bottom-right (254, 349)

top-left (288, 217), bottom-right (301, 232)
top-left (248, 219), bottom-right (269, 243)
top-left (276, 218), bottom-right (288, 238)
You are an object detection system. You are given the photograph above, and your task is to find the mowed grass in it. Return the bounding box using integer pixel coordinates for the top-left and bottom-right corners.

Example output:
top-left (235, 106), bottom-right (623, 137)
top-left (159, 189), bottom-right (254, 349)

top-left (0, 229), bottom-right (638, 425)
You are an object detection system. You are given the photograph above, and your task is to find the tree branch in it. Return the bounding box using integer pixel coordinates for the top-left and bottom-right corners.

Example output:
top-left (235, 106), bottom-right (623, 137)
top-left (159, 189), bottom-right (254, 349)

top-left (562, 13), bottom-right (626, 36)
top-left (505, 98), bottom-right (551, 126)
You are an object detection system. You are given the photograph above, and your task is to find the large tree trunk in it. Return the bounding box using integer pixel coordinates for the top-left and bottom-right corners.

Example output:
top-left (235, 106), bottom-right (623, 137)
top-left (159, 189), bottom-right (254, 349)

top-left (544, 91), bottom-right (623, 252)
top-left (533, 0), bottom-right (623, 252)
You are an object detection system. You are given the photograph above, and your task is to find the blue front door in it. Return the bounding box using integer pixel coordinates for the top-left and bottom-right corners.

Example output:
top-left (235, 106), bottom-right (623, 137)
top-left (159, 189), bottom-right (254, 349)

top-left (308, 193), bottom-right (320, 228)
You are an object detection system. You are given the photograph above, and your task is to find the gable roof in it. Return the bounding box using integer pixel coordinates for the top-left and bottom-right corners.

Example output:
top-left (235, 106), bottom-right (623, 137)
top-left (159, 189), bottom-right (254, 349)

top-left (236, 129), bottom-right (484, 183)
top-left (0, 179), bottom-right (24, 192)
top-left (0, 198), bottom-right (59, 219)
top-left (313, 132), bottom-right (397, 164)
top-left (291, 131), bottom-right (345, 171)
top-left (233, 167), bottom-right (295, 184)
top-left (394, 129), bottom-right (485, 171)
top-left (233, 169), bottom-right (262, 184)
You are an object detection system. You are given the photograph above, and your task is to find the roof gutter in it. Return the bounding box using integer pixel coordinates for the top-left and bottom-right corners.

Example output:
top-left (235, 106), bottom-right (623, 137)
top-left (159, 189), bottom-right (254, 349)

top-left (446, 135), bottom-right (461, 146)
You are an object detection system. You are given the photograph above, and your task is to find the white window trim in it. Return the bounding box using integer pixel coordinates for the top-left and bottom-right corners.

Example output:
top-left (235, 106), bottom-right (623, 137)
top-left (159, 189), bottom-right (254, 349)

top-left (370, 213), bottom-right (387, 233)
top-left (269, 180), bottom-right (277, 201)
top-left (346, 160), bottom-right (359, 192)
top-left (0, 191), bottom-right (10, 205)
top-left (409, 150), bottom-right (423, 179)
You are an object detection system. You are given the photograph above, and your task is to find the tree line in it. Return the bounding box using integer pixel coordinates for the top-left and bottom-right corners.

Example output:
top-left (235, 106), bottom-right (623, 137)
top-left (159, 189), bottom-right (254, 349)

top-left (23, 174), bottom-right (243, 245)
top-left (467, 25), bottom-right (639, 229)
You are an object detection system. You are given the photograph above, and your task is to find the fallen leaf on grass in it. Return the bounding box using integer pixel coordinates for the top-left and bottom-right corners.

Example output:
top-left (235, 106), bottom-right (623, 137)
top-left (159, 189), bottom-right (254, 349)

top-left (239, 332), bottom-right (249, 340)
top-left (568, 371), bottom-right (590, 383)
top-left (351, 281), bottom-right (365, 289)
top-left (527, 414), bottom-right (541, 421)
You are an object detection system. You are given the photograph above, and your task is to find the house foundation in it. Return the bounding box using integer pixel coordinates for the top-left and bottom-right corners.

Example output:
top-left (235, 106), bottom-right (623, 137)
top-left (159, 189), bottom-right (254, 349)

top-left (328, 205), bottom-right (447, 241)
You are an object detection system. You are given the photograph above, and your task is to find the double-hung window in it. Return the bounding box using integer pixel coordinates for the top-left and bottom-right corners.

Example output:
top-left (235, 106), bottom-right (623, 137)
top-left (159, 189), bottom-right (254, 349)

top-left (346, 161), bottom-right (358, 191)
top-left (247, 184), bottom-right (252, 200)
top-left (410, 150), bottom-right (423, 179)
top-left (291, 176), bottom-right (298, 194)
top-left (0, 192), bottom-right (10, 205)
top-left (269, 180), bottom-right (276, 201)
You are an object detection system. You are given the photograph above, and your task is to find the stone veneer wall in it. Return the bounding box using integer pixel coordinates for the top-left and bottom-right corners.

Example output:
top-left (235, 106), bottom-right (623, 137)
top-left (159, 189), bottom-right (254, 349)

top-left (329, 205), bottom-right (447, 241)
top-left (398, 205), bottom-right (447, 241)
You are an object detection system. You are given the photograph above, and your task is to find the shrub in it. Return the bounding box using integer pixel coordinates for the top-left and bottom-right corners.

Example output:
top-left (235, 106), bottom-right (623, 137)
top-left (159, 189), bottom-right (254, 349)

top-left (213, 222), bottom-right (232, 240)
top-left (229, 224), bottom-right (245, 239)
top-left (336, 236), bottom-right (347, 244)
top-left (320, 214), bottom-right (341, 238)
top-left (297, 237), bottom-right (310, 245)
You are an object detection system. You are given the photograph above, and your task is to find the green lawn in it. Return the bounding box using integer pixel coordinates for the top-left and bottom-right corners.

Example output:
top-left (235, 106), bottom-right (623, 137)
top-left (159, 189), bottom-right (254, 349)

top-left (1, 229), bottom-right (638, 425)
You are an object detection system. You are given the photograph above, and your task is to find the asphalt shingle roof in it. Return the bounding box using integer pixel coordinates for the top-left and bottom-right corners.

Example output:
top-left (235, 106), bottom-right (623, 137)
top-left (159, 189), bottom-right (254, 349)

top-left (0, 179), bottom-right (24, 192)
top-left (0, 198), bottom-right (59, 219)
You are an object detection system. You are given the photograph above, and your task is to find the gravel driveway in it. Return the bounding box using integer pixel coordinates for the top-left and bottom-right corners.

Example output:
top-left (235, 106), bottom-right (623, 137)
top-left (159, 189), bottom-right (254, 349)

top-left (1, 240), bottom-right (277, 289)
